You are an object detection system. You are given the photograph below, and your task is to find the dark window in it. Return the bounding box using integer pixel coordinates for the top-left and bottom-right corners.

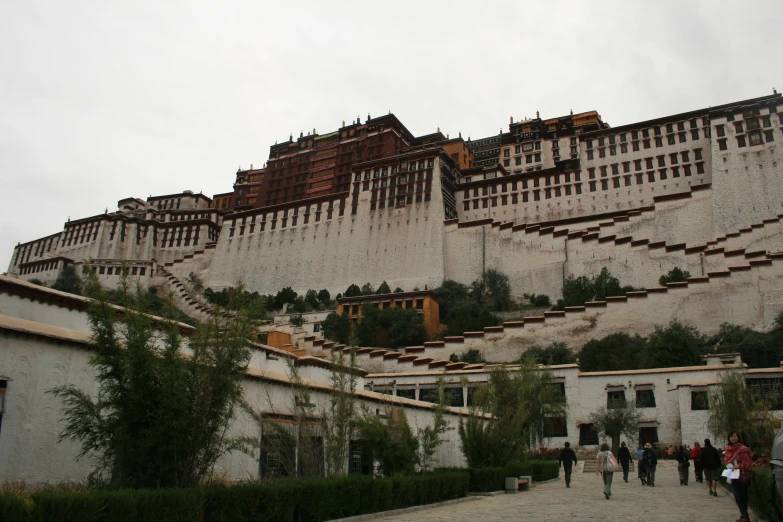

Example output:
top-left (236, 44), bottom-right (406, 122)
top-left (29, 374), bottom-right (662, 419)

top-left (579, 423), bottom-right (599, 446)
top-left (544, 416), bottom-right (568, 437)
top-left (607, 390), bottom-right (626, 408)
top-left (636, 389), bottom-right (656, 408)
top-left (746, 378), bottom-right (783, 409)
top-left (691, 391), bottom-right (710, 410)
top-left (396, 388), bottom-right (416, 400)
top-left (419, 388), bottom-right (439, 403)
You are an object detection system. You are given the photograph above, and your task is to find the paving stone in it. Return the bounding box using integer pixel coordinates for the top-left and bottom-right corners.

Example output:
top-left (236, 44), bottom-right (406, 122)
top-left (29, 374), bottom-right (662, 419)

top-left (371, 462), bottom-right (743, 522)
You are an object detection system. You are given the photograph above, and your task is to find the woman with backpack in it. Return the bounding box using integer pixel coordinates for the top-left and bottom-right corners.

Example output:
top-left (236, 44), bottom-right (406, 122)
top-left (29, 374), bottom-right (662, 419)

top-left (724, 431), bottom-right (753, 522)
top-left (676, 445), bottom-right (690, 485)
top-left (595, 442), bottom-right (618, 499)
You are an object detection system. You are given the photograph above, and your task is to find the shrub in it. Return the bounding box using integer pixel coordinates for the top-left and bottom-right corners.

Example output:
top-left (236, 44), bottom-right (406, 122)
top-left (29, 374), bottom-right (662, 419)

top-left (748, 466), bottom-right (783, 522)
top-left (289, 314), bottom-right (304, 327)
top-left (0, 472), bottom-right (469, 522)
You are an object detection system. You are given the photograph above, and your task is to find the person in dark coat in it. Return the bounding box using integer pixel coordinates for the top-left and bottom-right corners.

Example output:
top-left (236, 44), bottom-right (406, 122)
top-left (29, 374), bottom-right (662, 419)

top-left (676, 445), bottom-right (690, 485)
top-left (618, 441), bottom-right (632, 482)
top-left (643, 443), bottom-right (658, 486)
top-left (558, 441), bottom-right (578, 488)
top-left (701, 438), bottom-right (722, 496)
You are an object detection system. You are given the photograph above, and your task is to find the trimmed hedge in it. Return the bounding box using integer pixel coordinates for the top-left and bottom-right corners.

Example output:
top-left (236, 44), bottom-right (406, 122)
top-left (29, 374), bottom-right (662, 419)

top-left (748, 467), bottom-right (783, 522)
top-left (437, 461), bottom-right (559, 492)
top-left (0, 472), bottom-right (468, 522)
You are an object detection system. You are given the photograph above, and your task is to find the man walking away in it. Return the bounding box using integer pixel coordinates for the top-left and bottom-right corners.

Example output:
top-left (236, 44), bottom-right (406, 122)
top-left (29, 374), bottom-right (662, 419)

top-left (643, 443), bottom-right (658, 486)
top-left (700, 438), bottom-right (721, 497)
top-left (559, 441), bottom-right (578, 488)
top-left (636, 445), bottom-right (647, 485)
top-left (618, 441), bottom-right (631, 482)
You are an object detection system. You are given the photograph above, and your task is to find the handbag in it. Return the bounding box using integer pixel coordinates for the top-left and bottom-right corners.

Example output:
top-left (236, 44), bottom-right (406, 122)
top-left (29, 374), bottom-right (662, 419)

top-left (603, 452), bottom-right (623, 473)
top-left (732, 459), bottom-right (752, 485)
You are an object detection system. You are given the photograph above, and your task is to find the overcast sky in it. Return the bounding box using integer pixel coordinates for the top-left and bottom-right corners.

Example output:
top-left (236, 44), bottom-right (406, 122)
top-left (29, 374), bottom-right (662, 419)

top-left (1, 1), bottom-right (780, 270)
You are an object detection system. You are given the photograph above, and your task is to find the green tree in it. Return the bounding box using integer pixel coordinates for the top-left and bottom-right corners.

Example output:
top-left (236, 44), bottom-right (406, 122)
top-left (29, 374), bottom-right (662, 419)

top-left (659, 267), bottom-right (691, 286)
top-left (458, 362), bottom-right (567, 467)
top-left (523, 342), bottom-right (575, 366)
top-left (52, 273), bottom-right (251, 488)
top-left (321, 311), bottom-right (351, 345)
top-left (708, 371), bottom-right (782, 448)
top-left (393, 287), bottom-right (403, 293)
top-left (435, 280), bottom-right (471, 319)
top-left (28, 278), bottom-right (45, 286)
top-left (355, 405), bottom-right (419, 476)
top-left (561, 275), bottom-right (594, 307)
top-left (376, 281), bottom-right (391, 294)
top-left (640, 321), bottom-right (706, 368)
top-left (321, 328), bottom-right (358, 476)
top-left (444, 300), bottom-right (501, 336)
top-left (480, 268), bottom-right (512, 311)
top-left (588, 400), bottom-right (642, 456)
top-left (592, 267), bottom-right (623, 301)
top-left (305, 289), bottom-right (320, 309)
top-left (317, 288), bottom-right (331, 304)
top-left (357, 305), bottom-right (426, 348)
top-left (289, 296), bottom-right (307, 313)
top-left (706, 323), bottom-right (783, 369)
top-left (578, 333), bottom-right (646, 372)
top-left (449, 349), bottom-right (484, 364)
top-left (274, 286), bottom-right (297, 310)
top-left (360, 282), bottom-right (375, 295)
top-left (344, 284), bottom-right (362, 297)
top-left (52, 265), bottom-right (83, 295)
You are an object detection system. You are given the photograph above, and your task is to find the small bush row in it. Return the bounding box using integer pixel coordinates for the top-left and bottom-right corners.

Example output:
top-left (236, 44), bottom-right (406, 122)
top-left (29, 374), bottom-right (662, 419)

top-left (437, 461), bottom-right (559, 492)
top-left (748, 467), bottom-right (783, 522)
top-left (0, 472), bottom-right (469, 522)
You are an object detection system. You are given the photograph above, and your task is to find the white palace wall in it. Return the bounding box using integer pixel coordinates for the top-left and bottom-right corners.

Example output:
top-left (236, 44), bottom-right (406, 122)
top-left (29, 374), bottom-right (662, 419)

top-left (206, 158), bottom-right (450, 296)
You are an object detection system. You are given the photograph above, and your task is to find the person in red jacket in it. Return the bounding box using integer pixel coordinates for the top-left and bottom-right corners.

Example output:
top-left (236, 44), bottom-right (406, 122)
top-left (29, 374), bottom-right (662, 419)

top-left (724, 431), bottom-right (753, 522)
top-left (690, 441), bottom-right (703, 483)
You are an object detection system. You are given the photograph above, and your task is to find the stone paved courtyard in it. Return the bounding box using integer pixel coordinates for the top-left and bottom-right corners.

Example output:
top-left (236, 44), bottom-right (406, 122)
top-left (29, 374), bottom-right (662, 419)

top-left (371, 462), bottom-right (747, 522)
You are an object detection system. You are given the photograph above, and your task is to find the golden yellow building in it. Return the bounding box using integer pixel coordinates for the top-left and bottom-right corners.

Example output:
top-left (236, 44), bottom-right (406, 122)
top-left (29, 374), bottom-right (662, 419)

top-left (336, 290), bottom-right (442, 338)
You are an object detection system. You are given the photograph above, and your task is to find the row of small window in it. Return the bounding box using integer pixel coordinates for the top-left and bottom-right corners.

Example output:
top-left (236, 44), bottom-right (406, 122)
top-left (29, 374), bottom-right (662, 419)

top-left (346, 299), bottom-right (424, 315)
top-left (352, 159), bottom-right (436, 181)
top-left (155, 226), bottom-right (201, 248)
top-left (585, 118), bottom-right (709, 150)
top-left (365, 184), bottom-right (432, 199)
top-left (587, 131), bottom-right (704, 159)
top-left (95, 265), bottom-right (147, 276)
top-left (464, 172), bottom-right (583, 198)
top-left (716, 114), bottom-right (780, 137)
top-left (588, 167), bottom-right (700, 190)
top-left (155, 198), bottom-right (182, 210)
top-left (368, 193), bottom-right (432, 210)
top-left (463, 186), bottom-right (584, 208)
top-left (717, 130), bottom-right (776, 150)
top-left (229, 207), bottom-right (346, 236)
top-left (17, 238), bottom-right (57, 264)
top-left (19, 260), bottom-right (62, 275)
top-left (475, 148), bottom-right (500, 158)
top-left (356, 171), bottom-right (433, 191)
top-left (65, 222), bottom-right (100, 246)
top-left (588, 150), bottom-right (703, 176)
top-left (168, 212), bottom-right (212, 222)
top-left (608, 389), bottom-right (656, 408)
top-left (503, 153), bottom-right (542, 167)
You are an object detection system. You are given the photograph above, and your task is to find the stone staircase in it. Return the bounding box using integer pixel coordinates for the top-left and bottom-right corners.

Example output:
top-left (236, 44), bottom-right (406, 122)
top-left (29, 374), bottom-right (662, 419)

top-left (154, 266), bottom-right (214, 322)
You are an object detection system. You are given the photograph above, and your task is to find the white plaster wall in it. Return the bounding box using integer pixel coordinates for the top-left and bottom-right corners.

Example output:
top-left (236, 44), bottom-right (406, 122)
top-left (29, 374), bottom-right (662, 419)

top-left (711, 106), bottom-right (783, 236)
top-left (206, 159), bottom-right (449, 296)
top-left (0, 333), bottom-right (99, 483)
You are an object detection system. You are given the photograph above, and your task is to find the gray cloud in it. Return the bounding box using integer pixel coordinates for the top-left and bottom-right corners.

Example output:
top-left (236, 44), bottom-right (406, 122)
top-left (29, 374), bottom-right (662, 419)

top-left (1, 0), bottom-right (781, 270)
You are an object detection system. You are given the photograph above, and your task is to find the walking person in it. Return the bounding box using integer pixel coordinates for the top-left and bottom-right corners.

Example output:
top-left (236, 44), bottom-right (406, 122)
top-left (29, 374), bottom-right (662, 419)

top-left (676, 445), bottom-right (690, 485)
top-left (701, 438), bottom-right (721, 497)
top-left (618, 441), bottom-right (631, 482)
top-left (690, 441), bottom-right (703, 483)
top-left (725, 431), bottom-right (754, 522)
top-left (643, 443), bottom-right (658, 486)
top-left (558, 441), bottom-right (578, 488)
top-left (595, 442), bottom-right (615, 499)
top-left (636, 445), bottom-right (647, 485)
